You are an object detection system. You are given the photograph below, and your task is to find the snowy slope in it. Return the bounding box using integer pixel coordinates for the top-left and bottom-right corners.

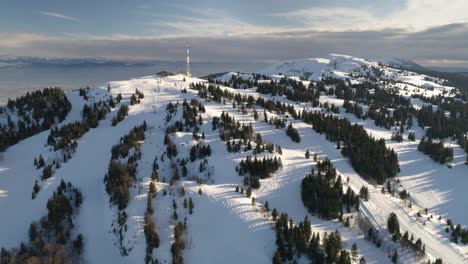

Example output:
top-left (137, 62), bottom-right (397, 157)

top-left (1, 53), bottom-right (468, 263)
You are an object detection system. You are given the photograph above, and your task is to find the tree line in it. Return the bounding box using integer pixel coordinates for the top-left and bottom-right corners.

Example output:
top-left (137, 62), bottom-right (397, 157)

top-left (272, 212), bottom-right (356, 264)
top-left (190, 81), bottom-right (399, 183)
top-left (0, 180), bottom-right (83, 263)
top-left (417, 136), bottom-right (453, 164)
top-left (301, 110), bottom-right (400, 184)
top-left (0, 87), bottom-right (71, 151)
top-left (238, 156), bottom-right (282, 189)
top-left (302, 159), bottom-right (359, 220)
top-left (105, 124), bottom-right (146, 210)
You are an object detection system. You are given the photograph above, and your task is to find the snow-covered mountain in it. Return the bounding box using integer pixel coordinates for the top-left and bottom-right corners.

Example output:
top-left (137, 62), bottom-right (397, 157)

top-left (259, 54), bottom-right (376, 80)
top-left (1, 55), bottom-right (467, 264)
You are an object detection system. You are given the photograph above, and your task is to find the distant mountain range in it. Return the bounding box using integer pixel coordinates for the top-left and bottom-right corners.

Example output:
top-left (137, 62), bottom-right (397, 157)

top-left (1, 56), bottom-right (467, 77)
top-left (427, 66), bottom-right (468, 74)
top-left (0, 57), bottom-right (169, 68)
top-left (374, 57), bottom-right (468, 74)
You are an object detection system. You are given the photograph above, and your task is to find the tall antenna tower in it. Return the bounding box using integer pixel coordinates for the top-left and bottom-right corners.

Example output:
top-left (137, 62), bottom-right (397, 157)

top-left (186, 41), bottom-right (191, 78)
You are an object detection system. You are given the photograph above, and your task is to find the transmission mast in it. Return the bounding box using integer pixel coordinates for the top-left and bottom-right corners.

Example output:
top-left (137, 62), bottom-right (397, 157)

top-left (186, 41), bottom-right (191, 78)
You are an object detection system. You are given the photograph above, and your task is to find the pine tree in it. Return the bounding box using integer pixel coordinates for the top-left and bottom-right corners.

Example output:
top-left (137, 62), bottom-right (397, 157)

top-left (351, 243), bottom-right (358, 261)
top-left (73, 234), bottom-right (84, 255)
top-left (147, 196), bottom-right (154, 215)
top-left (33, 180), bottom-right (40, 196)
top-left (391, 250), bottom-right (398, 263)
top-left (272, 208), bottom-right (278, 221)
top-left (189, 197), bottom-right (194, 214)
top-left (359, 186), bottom-right (369, 201)
top-left (387, 212), bottom-right (400, 236)
top-left (272, 250), bottom-right (282, 264)
top-left (28, 223), bottom-right (37, 242)
top-left (246, 186), bottom-right (252, 197)
top-left (149, 182), bottom-right (156, 194)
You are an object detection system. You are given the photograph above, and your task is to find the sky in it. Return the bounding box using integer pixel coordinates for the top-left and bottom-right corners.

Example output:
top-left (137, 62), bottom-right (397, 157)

top-left (1, 0), bottom-right (468, 67)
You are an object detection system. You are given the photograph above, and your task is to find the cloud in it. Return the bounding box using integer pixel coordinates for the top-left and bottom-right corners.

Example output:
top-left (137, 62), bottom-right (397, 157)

top-left (142, 7), bottom-right (288, 37)
top-left (273, 0), bottom-right (468, 32)
top-left (415, 59), bottom-right (468, 67)
top-left (272, 7), bottom-right (380, 32)
top-left (40, 11), bottom-right (79, 22)
top-left (2, 1), bottom-right (468, 68)
top-left (1, 21), bottom-right (468, 67)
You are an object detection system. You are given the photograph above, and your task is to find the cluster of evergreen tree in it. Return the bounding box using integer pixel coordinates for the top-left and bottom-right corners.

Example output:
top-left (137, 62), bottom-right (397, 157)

top-left (189, 143), bottom-right (212, 162)
top-left (417, 103), bottom-right (468, 159)
top-left (171, 221), bottom-right (186, 264)
top-left (339, 79), bottom-right (413, 131)
top-left (417, 136), bottom-right (453, 164)
top-left (207, 73), bottom-right (269, 89)
top-left (400, 231), bottom-right (426, 256)
top-left (286, 123), bottom-right (300, 143)
top-left (386, 213), bottom-right (428, 256)
top-left (190, 82), bottom-right (298, 119)
top-left (413, 95), bottom-right (468, 139)
top-left (267, 115), bottom-right (287, 129)
top-left (47, 102), bottom-right (110, 156)
top-left (105, 124), bottom-right (146, 210)
top-left (320, 102), bottom-right (340, 115)
top-left (272, 212), bottom-right (353, 264)
top-left (368, 105), bottom-right (413, 130)
top-left (391, 131), bottom-right (404, 142)
top-left (446, 220), bottom-right (468, 244)
top-left (181, 99), bottom-right (205, 129)
top-left (214, 111), bottom-right (254, 141)
top-left (31, 180), bottom-right (40, 199)
top-left (192, 81), bottom-right (400, 183)
top-left (329, 79), bottom-right (414, 129)
top-left (112, 104), bottom-right (129, 126)
top-left (164, 133), bottom-right (178, 159)
top-left (226, 139), bottom-right (249, 153)
top-left (387, 212), bottom-right (401, 240)
top-left (33, 154), bottom-right (45, 169)
top-left (41, 164), bottom-right (53, 181)
top-left (238, 156), bottom-right (282, 179)
top-left (343, 100), bottom-right (366, 119)
top-left (0, 87), bottom-right (72, 151)
top-left (255, 78), bottom-right (321, 105)
top-left (222, 74), bottom-right (255, 89)
top-left (301, 160), bottom-right (359, 220)
top-left (192, 81), bottom-right (399, 183)
top-left (78, 87), bottom-right (90, 100)
top-left (253, 142), bottom-right (282, 155)
top-left (0, 180), bottom-right (83, 264)
top-left (111, 123), bottom-right (146, 160)
top-left (301, 111), bottom-right (399, 184)
top-left (225, 136), bottom-right (281, 155)
top-left (256, 98), bottom-right (298, 118)
top-left (238, 156), bottom-right (282, 189)
top-left (144, 190), bottom-right (159, 263)
top-left (417, 105), bottom-right (460, 139)
top-left (130, 89), bottom-right (144, 105)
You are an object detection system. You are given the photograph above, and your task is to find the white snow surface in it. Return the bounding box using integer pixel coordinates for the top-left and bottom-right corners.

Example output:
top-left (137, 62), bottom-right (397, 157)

top-left (1, 54), bottom-right (468, 263)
